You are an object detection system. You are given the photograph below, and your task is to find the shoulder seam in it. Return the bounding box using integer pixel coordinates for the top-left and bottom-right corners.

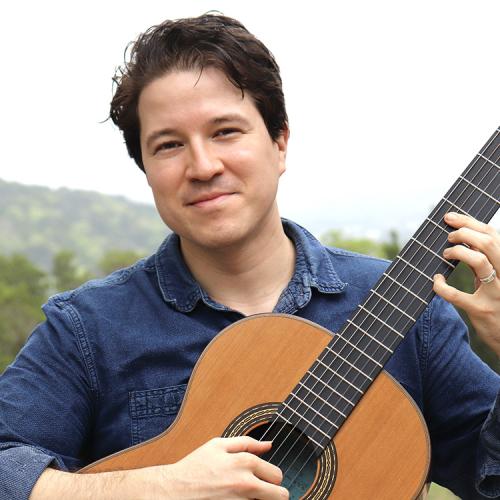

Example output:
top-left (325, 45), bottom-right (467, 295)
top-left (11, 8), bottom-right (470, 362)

top-left (54, 301), bottom-right (100, 396)
top-left (51, 258), bottom-right (152, 305)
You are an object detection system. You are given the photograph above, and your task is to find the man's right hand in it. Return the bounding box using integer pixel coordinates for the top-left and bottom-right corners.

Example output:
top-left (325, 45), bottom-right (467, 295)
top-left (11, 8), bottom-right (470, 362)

top-left (30, 436), bottom-right (289, 499)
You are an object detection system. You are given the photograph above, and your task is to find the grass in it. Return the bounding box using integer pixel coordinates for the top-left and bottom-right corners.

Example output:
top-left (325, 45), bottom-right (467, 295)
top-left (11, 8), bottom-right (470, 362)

top-left (428, 483), bottom-right (459, 499)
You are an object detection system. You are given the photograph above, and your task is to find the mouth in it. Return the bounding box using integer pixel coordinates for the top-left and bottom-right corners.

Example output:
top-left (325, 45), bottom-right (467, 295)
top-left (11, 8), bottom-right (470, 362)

top-left (187, 192), bottom-right (235, 208)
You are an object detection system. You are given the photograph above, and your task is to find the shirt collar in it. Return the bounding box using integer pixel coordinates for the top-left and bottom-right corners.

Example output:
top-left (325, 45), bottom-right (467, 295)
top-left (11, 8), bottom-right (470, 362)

top-left (155, 219), bottom-right (347, 313)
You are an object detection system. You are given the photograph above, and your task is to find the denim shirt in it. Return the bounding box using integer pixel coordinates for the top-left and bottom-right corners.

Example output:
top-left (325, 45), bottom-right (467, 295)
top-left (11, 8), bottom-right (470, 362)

top-left (0, 219), bottom-right (499, 499)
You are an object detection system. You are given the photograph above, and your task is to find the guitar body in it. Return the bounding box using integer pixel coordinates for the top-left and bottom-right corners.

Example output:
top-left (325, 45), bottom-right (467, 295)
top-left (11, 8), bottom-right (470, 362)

top-left (81, 314), bottom-right (430, 499)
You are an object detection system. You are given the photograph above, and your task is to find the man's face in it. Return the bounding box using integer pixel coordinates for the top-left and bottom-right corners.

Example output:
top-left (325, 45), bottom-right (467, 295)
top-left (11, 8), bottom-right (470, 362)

top-left (138, 67), bottom-right (288, 252)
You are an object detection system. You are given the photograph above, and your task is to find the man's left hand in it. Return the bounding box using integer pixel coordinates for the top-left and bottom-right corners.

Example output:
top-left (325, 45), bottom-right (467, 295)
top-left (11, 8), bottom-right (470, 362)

top-left (433, 212), bottom-right (500, 357)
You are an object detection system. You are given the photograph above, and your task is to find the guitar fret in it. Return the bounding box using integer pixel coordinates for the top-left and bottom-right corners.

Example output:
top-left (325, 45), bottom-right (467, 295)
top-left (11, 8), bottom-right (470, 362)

top-left (410, 237), bottom-right (455, 269)
top-left (279, 127), bottom-right (500, 447)
top-left (315, 357), bottom-right (364, 394)
top-left (442, 196), bottom-right (474, 218)
top-left (305, 370), bottom-right (356, 406)
top-left (459, 175), bottom-right (500, 204)
top-left (324, 346), bottom-right (373, 381)
top-left (426, 217), bottom-right (450, 236)
top-left (337, 334), bottom-right (383, 367)
top-left (382, 273), bottom-right (429, 306)
top-left (358, 305), bottom-right (405, 339)
top-left (282, 401), bottom-right (337, 437)
top-left (298, 381), bottom-right (348, 417)
top-left (397, 256), bottom-right (434, 283)
top-left (370, 289), bottom-right (417, 322)
top-left (346, 319), bottom-right (393, 353)
top-left (288, 391), bottom-right (343, 423)
top-left (478, 152), bottom-right (500, 170)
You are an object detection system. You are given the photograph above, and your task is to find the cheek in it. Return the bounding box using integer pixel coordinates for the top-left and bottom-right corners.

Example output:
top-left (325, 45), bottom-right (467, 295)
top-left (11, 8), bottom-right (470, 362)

top-left (225, 142), bottom-right (278, 176)
top-left (146, 163), bottom-right (181, 194)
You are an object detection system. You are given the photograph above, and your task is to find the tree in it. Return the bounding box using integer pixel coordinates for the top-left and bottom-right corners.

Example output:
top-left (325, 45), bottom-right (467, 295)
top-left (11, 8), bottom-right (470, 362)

top-left (98, 249), bottom-right (144, 276)
top-left (322, 228), bottom-right (498, 373)
top-left (322, 230), bottom-right (388, 258)
top-left (0, 254), bottom-right (48, 372)
top-left (381, 230), bottom-right (400, 260)
top-left (52, 250), bottom-right (92, 292)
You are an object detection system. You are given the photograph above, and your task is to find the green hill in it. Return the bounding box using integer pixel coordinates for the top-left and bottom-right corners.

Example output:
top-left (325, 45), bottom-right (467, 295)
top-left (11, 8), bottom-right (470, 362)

top-left (0, 179), bottom-right (169, 271)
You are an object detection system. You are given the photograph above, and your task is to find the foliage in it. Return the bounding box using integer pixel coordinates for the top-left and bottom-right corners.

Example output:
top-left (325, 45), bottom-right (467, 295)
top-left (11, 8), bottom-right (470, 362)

top-left (0, 206), bottom-right (497, 499)
top-left (322, 230), bottom-right (393, 259)
top-left (0, 254), bottom-right (48, 371)
top-left (428, 482), bottom-right (459, 499)
top-left (99, 249), bottom-right (145, 276)
top-left (0, 179), bottom-right (169, 272)
top-left (52, 250), bottom-right (93, 292)
top-left (321, 229), bottom-right (499, 373)
top-left (447, 263), bottom-right (499, 371)
top-left (381, 229), bottom-right (400, 260)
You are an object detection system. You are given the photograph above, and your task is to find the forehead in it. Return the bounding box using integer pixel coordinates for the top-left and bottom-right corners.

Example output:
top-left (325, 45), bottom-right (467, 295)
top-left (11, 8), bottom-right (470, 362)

top-left (138, 67), bottom-right (260, 132)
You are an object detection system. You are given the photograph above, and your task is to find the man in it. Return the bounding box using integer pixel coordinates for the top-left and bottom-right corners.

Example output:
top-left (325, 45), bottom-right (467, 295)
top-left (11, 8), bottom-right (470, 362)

top-left (1, 13), bottom-right (499, 499)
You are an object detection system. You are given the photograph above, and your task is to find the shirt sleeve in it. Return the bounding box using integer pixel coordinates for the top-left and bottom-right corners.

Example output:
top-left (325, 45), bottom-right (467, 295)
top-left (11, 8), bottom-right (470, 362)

top-left (0, 297), bottom-right (96, 500)
top-left (478, 392), bottom-right (500, 497)
top-left (422, 296), bottom-right (500, 499)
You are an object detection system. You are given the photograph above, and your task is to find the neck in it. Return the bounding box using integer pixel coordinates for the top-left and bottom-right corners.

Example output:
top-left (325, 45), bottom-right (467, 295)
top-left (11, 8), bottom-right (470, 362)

top-left (180, 215), bottom-right (295, 315)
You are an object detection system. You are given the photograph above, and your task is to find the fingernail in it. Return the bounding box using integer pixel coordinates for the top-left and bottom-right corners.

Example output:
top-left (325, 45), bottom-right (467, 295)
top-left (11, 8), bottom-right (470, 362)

top-left (445, 212), bottom-right (458, 221)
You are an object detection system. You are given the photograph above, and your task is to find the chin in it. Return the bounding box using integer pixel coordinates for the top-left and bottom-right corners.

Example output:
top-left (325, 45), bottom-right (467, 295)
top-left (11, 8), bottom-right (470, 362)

top-left (187, 223), bottom-right (249, 250)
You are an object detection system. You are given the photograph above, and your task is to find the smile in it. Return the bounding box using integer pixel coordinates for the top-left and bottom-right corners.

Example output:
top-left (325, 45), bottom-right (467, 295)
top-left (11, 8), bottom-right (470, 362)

top-left (188, 192), bottom-right (235, 208)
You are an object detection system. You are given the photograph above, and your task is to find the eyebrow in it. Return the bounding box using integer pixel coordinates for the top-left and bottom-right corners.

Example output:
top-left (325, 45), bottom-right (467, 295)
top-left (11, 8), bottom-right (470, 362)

top-left (145, 128), bottom-right (176, 150)
top-left (211, 114), bottom-right (250, 126)
top-left (145, 114), bottom-right (250, 150)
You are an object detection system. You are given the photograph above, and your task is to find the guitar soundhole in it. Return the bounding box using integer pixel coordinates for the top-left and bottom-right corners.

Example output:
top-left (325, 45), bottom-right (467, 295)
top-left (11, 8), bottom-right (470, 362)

top-left (222, 403), bottom-right (336, 499)
top-left (247, 421), bottom-right (317, 499)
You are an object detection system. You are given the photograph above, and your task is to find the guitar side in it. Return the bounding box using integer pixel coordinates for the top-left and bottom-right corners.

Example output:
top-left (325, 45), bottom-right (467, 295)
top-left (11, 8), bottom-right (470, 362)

top-left (80, 314), bottom-right (430, 499)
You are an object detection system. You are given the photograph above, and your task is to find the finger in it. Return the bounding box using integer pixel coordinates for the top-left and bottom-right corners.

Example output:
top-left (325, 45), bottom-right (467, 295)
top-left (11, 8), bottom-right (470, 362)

top-left (250, 454), bottom-right (283, 486)
top-left (222, 436), bottom-right (273, 455)
top-left (251, 479), bottom-right (289, 500)
top-left (233, 453), bottom-right (287, 499)
top-left (443, 245), bottom-right (494, 280)
top-left (444, 212), bottom-right (491, 232)
top-left (447, 229), bottom-right (500, 270)
top-left (433, 273), bottom-right (475, 311)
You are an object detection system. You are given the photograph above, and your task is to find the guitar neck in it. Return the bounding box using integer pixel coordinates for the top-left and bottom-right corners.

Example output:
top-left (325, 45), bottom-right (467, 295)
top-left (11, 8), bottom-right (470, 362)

top-left (281, 127), bottom-right (500, 452)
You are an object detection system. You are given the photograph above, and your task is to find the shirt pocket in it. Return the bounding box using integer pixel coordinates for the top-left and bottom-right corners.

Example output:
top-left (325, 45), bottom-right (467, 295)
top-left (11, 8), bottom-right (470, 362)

top-left (128, 384), bottom-right (187, 446)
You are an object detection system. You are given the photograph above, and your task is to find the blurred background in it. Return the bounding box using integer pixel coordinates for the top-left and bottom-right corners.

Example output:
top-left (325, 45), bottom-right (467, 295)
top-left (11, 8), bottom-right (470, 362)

top-left (1, 1), bottom-right (499, 498)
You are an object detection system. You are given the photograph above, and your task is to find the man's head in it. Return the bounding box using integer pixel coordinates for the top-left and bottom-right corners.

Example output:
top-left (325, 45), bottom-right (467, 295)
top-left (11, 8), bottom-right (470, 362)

top-left (111, 13), bottom-right (288, 171)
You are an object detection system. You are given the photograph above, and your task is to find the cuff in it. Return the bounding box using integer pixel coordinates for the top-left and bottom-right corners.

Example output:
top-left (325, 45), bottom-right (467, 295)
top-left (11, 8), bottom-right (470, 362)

top-left (0, 444), bottom-right (60, 500)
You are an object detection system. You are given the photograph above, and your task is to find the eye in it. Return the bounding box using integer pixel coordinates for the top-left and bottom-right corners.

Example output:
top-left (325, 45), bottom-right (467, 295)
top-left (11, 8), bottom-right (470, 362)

top-left (214, 128), bottom-right (240, 138)
top-left (154, 141), bottom-right (183, 154)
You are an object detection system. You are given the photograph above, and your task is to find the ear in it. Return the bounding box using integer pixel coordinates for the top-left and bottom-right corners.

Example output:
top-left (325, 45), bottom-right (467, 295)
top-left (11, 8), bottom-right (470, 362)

top-left (275, 126), bottom-right (290, 176)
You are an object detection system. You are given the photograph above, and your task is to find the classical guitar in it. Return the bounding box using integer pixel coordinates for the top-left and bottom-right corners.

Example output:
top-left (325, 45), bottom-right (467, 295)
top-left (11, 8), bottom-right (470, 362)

top-left (80, 127), bottom-right (500, 499)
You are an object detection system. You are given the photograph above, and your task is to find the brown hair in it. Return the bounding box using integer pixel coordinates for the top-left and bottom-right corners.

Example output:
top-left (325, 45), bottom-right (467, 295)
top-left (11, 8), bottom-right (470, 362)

top-left (110, 13), bottom-right (288, 171)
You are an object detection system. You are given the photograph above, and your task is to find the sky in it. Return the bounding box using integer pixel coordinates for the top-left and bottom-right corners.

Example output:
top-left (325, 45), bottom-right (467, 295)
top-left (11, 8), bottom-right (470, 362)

top-left (1, 0), bottom-right (499, 240)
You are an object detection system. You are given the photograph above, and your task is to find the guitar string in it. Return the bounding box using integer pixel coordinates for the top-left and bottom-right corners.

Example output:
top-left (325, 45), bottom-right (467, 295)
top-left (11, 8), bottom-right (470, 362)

top-left (259, 129), bottom-right (500, 470)
top-left (282, 152), bottom-right (500, 489)
top-left (281, 133), bottom-right (500, 476)
top-left (257, 129), bottom-right (500, 484)
top-left (279, 135), bottom-right (500, 490)
top-left (276, 144), bottom-right (500, 488)
top-left (281, 134), bottom-right (500, 488)
top-left (259, 128), bottom-right (500, 455)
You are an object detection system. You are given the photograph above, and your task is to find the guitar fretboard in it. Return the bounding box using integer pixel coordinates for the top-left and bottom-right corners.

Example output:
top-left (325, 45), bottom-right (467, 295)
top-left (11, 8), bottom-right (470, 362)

top-left (280, 127), bottom-right (500, 452)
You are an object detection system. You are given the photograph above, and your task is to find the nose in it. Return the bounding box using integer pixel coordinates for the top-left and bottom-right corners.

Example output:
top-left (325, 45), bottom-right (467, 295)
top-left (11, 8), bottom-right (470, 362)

top-left (186, 140), bottom-right (224, 181)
